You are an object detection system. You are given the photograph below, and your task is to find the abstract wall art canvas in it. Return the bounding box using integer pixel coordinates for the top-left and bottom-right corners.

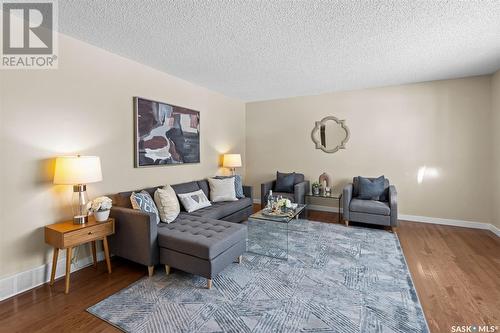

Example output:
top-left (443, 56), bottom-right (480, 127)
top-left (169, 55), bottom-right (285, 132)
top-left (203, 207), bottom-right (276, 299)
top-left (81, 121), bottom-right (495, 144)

top-left (134, 97), bottom-right (200, 167)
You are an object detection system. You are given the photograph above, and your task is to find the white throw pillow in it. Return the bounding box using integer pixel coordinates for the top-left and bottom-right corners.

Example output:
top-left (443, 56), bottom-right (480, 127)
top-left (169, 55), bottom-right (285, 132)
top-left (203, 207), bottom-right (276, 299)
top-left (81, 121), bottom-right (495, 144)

top-left (208, 177), bottom-right (237, 202)
top-left (154, 185), bottom-right (180, 223)
top-left (177, 189), bottom-right (211, 213)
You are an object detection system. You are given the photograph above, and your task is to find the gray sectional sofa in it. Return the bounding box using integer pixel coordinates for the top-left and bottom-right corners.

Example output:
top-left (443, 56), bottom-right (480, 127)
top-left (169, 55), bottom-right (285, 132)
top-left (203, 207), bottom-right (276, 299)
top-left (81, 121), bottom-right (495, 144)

top-left (109, 179), bottom-right (253, 288)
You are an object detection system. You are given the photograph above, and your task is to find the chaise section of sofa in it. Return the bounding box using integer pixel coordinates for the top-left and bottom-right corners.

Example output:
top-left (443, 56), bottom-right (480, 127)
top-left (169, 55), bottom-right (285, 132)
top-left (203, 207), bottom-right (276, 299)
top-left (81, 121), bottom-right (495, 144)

top-left (108, 179), bottom-right (253, 277)
top-left (158, 214), bottom-right (247, 288)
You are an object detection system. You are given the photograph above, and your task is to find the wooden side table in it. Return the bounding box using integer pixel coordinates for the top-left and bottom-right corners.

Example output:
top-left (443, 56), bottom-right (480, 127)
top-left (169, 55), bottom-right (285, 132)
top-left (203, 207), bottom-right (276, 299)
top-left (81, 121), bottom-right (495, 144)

top-left (44, 217), bottom-right (115, 294)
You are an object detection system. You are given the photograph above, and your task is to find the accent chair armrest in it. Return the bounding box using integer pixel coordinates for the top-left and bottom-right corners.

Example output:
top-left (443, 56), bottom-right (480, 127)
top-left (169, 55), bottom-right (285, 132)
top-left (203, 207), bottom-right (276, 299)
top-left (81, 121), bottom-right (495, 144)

top-left (243, 185), bottom-right (253, 201)
top-left (388, 185), bottom-right (398, 227)
top-left (109, 206), bottom-right (159, 267)
top-left (342, 184), bottom-right (353, 220)
top-left (261, 180), bottom-right (276, 207)
top-left (294, 180), bottom-right (310, 205)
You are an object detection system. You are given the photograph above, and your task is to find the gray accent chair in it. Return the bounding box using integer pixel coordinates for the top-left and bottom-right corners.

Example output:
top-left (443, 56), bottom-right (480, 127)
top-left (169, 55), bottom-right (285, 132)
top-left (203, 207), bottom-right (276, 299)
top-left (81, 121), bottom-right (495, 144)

top-left (109, 179), bottom-right (253, 288)
top-left (342, 177), bottom-right (398, 230)
top-left (261, 173), bottom-right (309, 208)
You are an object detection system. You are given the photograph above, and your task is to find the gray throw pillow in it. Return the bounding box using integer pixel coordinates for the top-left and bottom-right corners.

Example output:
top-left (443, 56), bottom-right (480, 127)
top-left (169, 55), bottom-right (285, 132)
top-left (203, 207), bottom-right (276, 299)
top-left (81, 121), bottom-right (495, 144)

top-left (358, 176), bottom-right (385, 201)
top-left (214, 175), bottom-right (245, 198)
top-left (275, 171), bottom-right (296, 193)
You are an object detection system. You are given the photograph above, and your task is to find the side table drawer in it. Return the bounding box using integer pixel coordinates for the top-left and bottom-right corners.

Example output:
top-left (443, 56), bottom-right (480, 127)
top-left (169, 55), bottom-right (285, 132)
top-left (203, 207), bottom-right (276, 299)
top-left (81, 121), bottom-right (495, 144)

top-left (63, 222), bottom-right (114, 247)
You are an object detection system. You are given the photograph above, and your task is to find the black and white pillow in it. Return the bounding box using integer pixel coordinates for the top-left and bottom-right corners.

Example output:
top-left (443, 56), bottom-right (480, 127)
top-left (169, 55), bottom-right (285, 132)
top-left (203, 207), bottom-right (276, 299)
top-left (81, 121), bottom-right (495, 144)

top-left (177, 189), bottom-right (211, 212)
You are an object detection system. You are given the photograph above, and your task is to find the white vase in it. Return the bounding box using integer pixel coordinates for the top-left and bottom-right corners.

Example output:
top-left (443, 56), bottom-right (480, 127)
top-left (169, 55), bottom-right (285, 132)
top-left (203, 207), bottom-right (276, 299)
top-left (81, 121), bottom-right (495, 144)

top-left (94, 209), bottom-right (110, 222)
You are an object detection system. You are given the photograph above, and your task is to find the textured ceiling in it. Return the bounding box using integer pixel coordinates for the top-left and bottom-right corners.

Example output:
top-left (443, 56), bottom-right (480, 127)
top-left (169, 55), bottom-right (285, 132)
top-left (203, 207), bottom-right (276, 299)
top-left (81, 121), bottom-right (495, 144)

top-left (59, 1), bottom-right (500, 101)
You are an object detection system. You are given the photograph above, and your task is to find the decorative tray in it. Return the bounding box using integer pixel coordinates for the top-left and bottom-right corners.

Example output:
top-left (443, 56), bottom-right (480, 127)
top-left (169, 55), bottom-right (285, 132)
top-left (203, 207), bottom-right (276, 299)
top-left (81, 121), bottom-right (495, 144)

top-left (261, 208), bottom-right (294, 218)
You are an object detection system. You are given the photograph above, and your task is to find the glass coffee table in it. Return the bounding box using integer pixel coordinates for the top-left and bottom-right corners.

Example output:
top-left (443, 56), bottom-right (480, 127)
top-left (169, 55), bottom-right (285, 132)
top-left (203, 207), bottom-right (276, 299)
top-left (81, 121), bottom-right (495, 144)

top-left (247, 204), bottom-right (306, 260)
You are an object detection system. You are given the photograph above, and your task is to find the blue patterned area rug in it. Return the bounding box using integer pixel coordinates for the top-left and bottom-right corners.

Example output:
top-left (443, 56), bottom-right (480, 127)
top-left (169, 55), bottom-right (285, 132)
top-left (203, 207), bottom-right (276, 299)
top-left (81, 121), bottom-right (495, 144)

top-left (87, 219), bottom-right (428, 333)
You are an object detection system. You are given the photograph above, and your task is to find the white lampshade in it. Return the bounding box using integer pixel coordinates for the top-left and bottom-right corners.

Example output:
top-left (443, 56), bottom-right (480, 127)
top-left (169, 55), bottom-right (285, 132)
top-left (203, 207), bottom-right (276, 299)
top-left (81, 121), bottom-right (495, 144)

top-left (53, 155), bottom-right (103, 185)
top-left (223, 154), bottom-right (242, 168)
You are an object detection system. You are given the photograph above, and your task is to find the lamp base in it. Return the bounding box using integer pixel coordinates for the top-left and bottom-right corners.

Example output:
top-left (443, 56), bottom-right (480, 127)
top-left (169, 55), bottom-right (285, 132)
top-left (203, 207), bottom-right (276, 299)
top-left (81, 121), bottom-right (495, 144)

top-left (73, 215), bottom-right (88, 224)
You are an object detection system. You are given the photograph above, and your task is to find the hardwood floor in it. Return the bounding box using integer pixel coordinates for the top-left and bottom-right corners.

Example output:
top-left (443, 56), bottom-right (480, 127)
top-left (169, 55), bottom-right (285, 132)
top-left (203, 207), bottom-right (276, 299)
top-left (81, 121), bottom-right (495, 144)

top-left (0, 207), bottom-right (498, 333)
top-left (0, 258), bottom-right (145, 333)
top-left (397, 220), bottom-right (500, 333)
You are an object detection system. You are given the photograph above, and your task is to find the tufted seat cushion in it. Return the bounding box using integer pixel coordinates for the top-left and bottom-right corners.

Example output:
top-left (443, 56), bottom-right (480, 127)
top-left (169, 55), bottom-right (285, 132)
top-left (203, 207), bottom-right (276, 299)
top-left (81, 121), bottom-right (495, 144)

top-left (157, 214), bottom-right (247, 260)
top-left (187, 197), bottom-right (252, 220)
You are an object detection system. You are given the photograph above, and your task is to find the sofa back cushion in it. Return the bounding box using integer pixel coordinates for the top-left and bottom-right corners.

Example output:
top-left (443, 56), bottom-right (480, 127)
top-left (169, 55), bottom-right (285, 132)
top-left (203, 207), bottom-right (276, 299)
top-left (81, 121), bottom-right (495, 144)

top-left (114, 186), bottom-right (160, 208)
top-left (197, 180), bottom-right (210, 198)
top-left (171, 181), bottom-right (200, 195)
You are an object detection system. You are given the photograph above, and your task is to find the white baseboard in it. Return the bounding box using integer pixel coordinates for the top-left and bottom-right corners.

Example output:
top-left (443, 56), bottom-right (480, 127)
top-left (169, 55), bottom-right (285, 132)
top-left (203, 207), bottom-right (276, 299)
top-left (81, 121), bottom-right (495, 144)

top-left (399, 214), bottom-right (500, 237)
top-left (253, 199), bottom-right (500, 237)
top-left (0, 250), bottom-right (106, 302)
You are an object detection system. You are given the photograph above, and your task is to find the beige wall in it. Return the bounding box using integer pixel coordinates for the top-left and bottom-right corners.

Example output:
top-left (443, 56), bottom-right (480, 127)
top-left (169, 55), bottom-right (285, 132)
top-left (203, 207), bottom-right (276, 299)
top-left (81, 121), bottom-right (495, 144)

top-left (246, 76), bottom-right (493, 223)
top-left (492, 70), bottom-right (500, 228)
top-left (0, 34), bottom-right (245, 278)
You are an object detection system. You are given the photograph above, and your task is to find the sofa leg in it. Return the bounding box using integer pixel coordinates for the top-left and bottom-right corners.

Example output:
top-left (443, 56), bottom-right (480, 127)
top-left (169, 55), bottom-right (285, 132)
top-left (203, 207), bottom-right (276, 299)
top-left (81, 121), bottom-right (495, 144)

top-left (344, 220), bottom-right (349, 227)
top-left (147, 265), bottom-right (154, 277)
top-left (165, 265), bottom-right (171, 275)
top-left (238, 255), bottom-right (242, 264)
top-left (207, 279), bottom-right (212, 289)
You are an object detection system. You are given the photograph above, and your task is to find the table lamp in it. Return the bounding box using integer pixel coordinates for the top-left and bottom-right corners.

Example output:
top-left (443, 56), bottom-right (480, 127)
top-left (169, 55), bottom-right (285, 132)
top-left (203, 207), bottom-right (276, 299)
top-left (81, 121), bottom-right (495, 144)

top-left (222, 154), bottom-right (242, 175)
top-left (53, 155), bottom-right (103, 224)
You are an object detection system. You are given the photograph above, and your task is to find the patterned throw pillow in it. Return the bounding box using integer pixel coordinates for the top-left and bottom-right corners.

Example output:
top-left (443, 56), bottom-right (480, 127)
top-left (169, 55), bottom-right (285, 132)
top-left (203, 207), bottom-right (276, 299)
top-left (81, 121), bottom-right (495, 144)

top-left (130, 190), bottom-right (160, 224)
top-left (154, 185), bottom-right (180, 223)
top-left (214, 175), bottom-right (245, 199)
top-left (177, 189), bottom-right (211, 213)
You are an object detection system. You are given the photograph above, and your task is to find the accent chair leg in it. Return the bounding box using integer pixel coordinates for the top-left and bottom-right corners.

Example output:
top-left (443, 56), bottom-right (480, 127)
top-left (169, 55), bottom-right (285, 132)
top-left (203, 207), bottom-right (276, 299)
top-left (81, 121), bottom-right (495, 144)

top-left (147, 265), bottom-right (154, 277)
top-left (344, 220), bottom-right (349, 227)
top-left (238, 255), bottom-right (242, 264)
top-left (165, 265), bottom-right (171, 275)
top-left (207, 279), bottom-right (212, 289)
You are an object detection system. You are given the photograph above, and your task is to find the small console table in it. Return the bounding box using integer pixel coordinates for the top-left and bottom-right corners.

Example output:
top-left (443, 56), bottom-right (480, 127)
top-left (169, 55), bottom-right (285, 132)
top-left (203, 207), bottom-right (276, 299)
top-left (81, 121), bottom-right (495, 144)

top-left (44, 217), bottom-right (115, 294)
